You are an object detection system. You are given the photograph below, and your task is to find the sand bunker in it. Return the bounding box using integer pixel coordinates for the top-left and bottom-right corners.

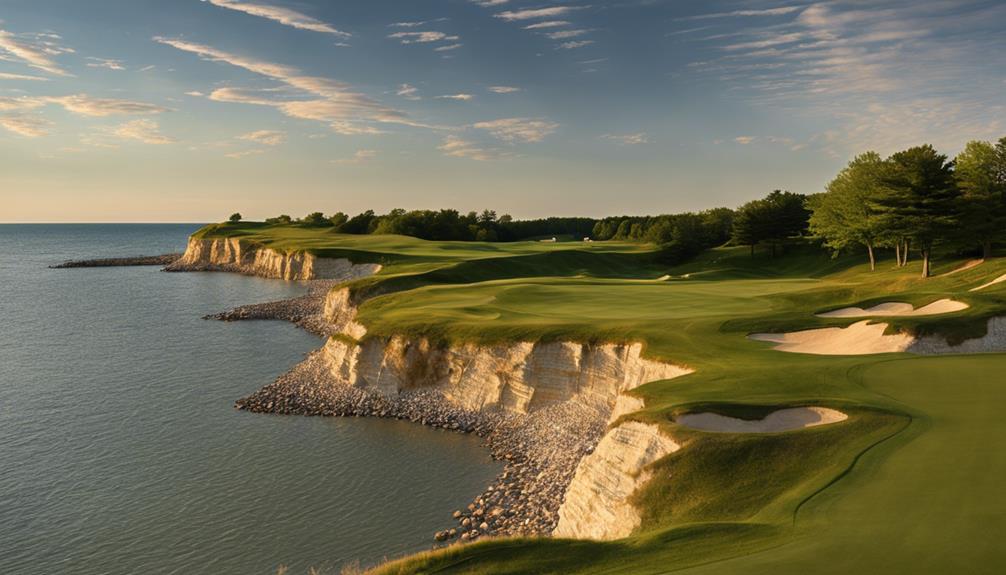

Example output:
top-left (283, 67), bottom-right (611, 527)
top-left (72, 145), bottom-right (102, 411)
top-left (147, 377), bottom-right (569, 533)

top-left (677, 407), bottom-right (848, 433)
top-left (971, 273), bottom-right (1006, 292)
top-left (817, 298), bottom-right (968, 318)
top-left (750, 320), bottom-right (914, 355)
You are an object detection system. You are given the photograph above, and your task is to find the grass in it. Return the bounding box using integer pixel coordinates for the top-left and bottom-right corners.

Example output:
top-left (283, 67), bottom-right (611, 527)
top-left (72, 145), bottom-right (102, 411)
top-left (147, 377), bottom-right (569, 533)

top-left (195, 224), bottom-right (1006, 574)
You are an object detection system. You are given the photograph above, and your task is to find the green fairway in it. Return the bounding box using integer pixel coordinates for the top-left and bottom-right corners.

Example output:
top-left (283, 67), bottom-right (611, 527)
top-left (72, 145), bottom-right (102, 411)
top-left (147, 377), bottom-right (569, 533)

top-left (194, 225), bottom-right (1006, 574)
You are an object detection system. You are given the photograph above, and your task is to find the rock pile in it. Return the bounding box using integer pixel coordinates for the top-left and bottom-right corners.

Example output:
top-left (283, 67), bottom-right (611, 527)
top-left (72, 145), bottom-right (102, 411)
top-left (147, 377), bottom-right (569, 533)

top-left (49, 253), bottom-right (181, 268)
top-left (203, 280), bottom-right (340, 337)
top-left (236, 351), bottom-right (608, 542)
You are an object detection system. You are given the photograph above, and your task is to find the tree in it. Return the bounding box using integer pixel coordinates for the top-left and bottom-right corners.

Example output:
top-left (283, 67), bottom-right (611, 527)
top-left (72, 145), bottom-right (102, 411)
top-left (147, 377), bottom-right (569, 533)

top-left (228, 213), bottom-right (242, 223)
top-left (809, 151), bottom-right (886, 270)
top-left (302, 212), bottom-right (327, 226)
top-left (955, 139), bottom-right (1006, 259)
top-left (614, 219), bottom-right (632, 240)
top-left (732, 198), bottom-right (771, 256)
top-left (328, 212), bottom-right (349, 229)
top-left (341, 210), bottom-right (376, 234)
top-left (732, 191), bottom-right (808, 257)
top-left (876, 145), bottom-right (960, 278)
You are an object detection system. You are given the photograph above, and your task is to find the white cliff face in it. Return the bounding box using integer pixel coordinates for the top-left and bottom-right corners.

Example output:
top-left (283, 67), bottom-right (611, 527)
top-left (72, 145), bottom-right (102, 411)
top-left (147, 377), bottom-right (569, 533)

top-left (318, 337), bottom-right (692, 415)
top-left (553, 422), bottom-right (679, 540)
top-left (314, 332), bottom-right (690, 542)
top-left (322, 288), bottom-right (369, 340)
top-left (167, 237), bottom-right (381, 281)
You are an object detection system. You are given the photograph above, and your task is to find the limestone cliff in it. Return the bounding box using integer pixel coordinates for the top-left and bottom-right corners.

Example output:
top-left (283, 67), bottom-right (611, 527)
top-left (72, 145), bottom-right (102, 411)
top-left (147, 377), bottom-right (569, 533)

top-left (166, 237), bottom-right (380, 281)
top-left (318, 336), bottom-right (692, 415)
top-left (553, 422), bottom-right (679, 540)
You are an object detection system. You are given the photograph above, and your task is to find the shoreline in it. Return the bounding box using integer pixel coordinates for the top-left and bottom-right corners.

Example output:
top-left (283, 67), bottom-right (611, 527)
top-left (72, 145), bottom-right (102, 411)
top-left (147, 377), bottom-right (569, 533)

top-left (235, 349), bottom-right (607, 542)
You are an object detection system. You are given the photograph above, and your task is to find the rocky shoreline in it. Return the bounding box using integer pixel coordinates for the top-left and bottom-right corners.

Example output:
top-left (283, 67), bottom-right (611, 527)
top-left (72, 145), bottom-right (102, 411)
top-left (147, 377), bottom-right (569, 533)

top-left (196, 258), bottom-right (666, 547)
top-left (203, 280), bottom-right (341, 337)
top-left (49, 253), bottom-right (181, 268)
top-left (235, 350), bottom-right (608, 542)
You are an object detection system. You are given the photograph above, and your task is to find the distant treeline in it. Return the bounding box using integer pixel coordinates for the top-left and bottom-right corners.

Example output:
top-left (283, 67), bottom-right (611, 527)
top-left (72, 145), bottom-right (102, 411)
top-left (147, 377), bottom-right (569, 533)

top-left (252, 207), bottom-right (737, 264)
top-left (241, 136), bottom-right (1005, 277)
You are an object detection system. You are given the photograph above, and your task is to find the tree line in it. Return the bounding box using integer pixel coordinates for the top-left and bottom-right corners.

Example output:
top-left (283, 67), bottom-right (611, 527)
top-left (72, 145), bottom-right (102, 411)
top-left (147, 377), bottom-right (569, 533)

top-left (239, 136), bottom-right (1004, 278)
top-left (809, 138), bottom-right (1006, 277)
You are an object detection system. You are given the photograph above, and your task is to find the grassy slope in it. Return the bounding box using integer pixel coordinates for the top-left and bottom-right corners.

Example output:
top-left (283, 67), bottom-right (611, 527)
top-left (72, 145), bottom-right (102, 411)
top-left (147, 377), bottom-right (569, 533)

top-left (197, 224), bottom-right (1006, 574)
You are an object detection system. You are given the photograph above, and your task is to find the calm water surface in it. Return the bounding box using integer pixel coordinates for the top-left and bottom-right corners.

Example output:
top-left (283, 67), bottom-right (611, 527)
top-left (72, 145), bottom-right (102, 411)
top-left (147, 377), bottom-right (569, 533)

top-left (0, 224), bottom-right (500, 575)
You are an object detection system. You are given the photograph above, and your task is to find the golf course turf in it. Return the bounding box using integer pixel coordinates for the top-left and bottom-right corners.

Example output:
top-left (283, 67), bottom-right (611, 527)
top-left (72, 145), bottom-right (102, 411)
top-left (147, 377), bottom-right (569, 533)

top-left (202, 222), bottom-right (1006, 574)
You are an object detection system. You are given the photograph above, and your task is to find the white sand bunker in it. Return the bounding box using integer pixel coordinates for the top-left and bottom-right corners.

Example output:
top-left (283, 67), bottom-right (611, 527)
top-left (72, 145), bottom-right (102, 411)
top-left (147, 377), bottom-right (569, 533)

top-left (817, 298), bottom-right (968, 318)
top-left (750, 320), bottom-right (914, 355)
top-left (677, 407), bottom-right (848, 433)
top-left (971, 272), bottom-right (1006, 292)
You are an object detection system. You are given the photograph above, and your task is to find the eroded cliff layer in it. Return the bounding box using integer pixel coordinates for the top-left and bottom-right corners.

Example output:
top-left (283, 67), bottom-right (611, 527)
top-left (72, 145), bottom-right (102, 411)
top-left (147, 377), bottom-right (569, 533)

top-left (166, 237), bottom-right (380, 281)
top-left (320, 336), bottom-right (692, 414)
top-left (554, 422), bottom-right (679, 540)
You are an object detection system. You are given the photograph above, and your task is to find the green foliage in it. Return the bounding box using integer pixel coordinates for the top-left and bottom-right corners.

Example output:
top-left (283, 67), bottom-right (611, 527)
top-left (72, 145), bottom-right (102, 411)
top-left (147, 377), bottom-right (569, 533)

top-left (732, 190), bottom-right (810, 256)
top-left (955, 139), bottom-right (1006, 258)
top-left (228, 212), bottom-right (242, 223)
top-left (809, 151), bottom-right (886, 269)
top-left (264, 214), bottom-right (292, 224)
top-left (301, 211), bottom-right (328, 226)
top-left (875, 145), bottom-right (960, 276)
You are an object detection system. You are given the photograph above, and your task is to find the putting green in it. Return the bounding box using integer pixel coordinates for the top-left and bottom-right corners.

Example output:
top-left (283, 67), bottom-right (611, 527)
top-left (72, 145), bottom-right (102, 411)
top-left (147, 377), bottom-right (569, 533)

top-left (678, 355), bottom-right (1006, 575)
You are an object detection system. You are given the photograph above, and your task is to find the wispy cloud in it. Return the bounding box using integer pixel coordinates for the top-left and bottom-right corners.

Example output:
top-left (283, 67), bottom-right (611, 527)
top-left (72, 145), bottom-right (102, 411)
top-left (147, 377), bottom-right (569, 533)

top-left (0, 94), bottom-right (170, 116)
top-left (601, 132), bottom-right (648, 145)
top-left (203, 0), bottom-right (350, 36)
top-left (51, 95), bottom-right (171, 116)
top-left (154, 37), bottom-right (417, 133)
top-left (110, 119), bottom-right (174, 144)
top-left (0, 115), bottom-right (52, 137)
top-left (397, 83), bottom-right (420, 100)
top-left (388, 31), bottom-right (458, 44)
top-left (473, 118), bottom-right (558, 143)
top-left (546, 29), bottom-right (591, 40)
top-left (0, 28), bottom-right (73, 76)
top-left (524, 21), bottom-right (570, 30)
top-left (558, 40), bottom-right (594, 50)
top-left (238, 129), bottom-right (286, 146)
top-left (438, 135), bottom-right (498, 161)
top-left (687, 1), bottom-right (1006, 155)
top-left (437, 93), bottom-right (474, 101)
top-left (86, 57), bottom-right (126, 71)
top-left (677, 6), bottom-right (802, 21)
top-left (0, 72), bottom-right (48, 81)
top-left (333, 149), bottom-right (377, 164)
top-left (496, 7), bottom-right (579, 21)
top-left (488, 86), bottom-right (521, 94)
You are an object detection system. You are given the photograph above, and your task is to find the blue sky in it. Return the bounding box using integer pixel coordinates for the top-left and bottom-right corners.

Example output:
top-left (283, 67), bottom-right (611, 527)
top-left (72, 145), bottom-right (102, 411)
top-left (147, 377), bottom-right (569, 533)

top-left (1, 0), bottom-right (1004, 222)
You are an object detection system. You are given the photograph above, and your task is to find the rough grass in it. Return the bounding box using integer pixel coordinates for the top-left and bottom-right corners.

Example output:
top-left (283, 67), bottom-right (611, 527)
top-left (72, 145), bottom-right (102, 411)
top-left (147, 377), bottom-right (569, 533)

top-left (192, 224), bottom-right (1006, 574)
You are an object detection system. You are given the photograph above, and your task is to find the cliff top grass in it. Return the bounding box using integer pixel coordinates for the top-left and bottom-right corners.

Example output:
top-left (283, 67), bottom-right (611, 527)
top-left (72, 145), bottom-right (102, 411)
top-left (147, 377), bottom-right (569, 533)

top-left (189, 223), bottom-right (1006, 574)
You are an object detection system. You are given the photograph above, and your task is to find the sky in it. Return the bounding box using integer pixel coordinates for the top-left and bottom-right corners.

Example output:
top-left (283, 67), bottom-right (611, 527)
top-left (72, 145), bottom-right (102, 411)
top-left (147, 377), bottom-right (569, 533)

top-left (1, 0), bottom-right (1004, 222)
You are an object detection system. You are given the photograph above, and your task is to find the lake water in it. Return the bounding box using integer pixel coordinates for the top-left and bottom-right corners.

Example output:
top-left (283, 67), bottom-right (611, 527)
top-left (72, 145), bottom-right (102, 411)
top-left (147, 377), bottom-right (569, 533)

top-left (0, 224), bottom-right (500, 575)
